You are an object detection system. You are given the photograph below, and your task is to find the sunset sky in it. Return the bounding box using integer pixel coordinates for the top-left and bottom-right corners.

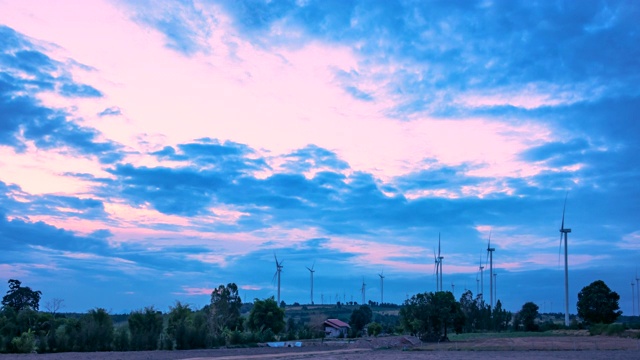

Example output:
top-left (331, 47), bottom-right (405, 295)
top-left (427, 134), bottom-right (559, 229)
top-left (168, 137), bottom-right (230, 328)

top-left (0, 0), bottom-right (638, 315)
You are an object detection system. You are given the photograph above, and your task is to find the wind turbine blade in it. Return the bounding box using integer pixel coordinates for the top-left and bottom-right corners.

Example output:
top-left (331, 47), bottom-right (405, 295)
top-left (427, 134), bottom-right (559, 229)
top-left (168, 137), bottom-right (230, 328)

top-left (438, 233), bottom-right (441, 257)
top-left (311, 261), bottom-right (315, 271)
top-left (561, 192), bottom-right (568, 230)
top-left (558, 232), bottom-right (563, 267)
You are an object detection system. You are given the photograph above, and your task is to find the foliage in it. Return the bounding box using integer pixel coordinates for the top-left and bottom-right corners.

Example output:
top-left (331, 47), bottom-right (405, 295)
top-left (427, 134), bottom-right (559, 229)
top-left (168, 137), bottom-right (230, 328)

top-left (577, 280), bottom-right (622, 325)
top-left (77, 308), bottom-right (113, 351)
top-left (400, 291), bottom-right (464, 342)
top-left (247, 297), bottom-right (285, 335)
top-left (588, 322), bottom-right (626, 336)
top-left (367, 322), bottom-right (382, 336)
top-left (210, 283), bottom-right (242, 334)
top-left (10, 329), bottom-right (35, 353)
top-left (113, 326), bottom-right (130, 351)
top-left (349, 305), bottom-right (372, 335)
top-left (1, 280), bottom-right (42, 312)
top-left (128, 307), bottom-right (163, 350)
top-left (516, 302), bottom-right (539, 331)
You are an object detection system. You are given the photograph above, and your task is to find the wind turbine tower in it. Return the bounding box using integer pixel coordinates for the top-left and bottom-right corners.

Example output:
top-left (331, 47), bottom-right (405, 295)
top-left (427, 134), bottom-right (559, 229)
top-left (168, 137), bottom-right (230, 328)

top-left (273, 254), bottom-right (283, 304)
top-left (433, 248), bottom-right (440, 292)
top-left (632, 282), bottom-right (636, 316)
top-left (559, 194), bottom-right (571, 327)
top-left (486, 232), bottom-right (495, 308)
top-left (636, 269), bottom-right (639, 316)
top-left (306, 263), bottom-right (315, 305)
top-left (479, 256), bottom-right (484, 301)
top-left (361, 278), bottom-right (366, 305)
top-left (438, 234), bottom-right (444, 291)
top-left (378, 271), bottom-right (385, 305)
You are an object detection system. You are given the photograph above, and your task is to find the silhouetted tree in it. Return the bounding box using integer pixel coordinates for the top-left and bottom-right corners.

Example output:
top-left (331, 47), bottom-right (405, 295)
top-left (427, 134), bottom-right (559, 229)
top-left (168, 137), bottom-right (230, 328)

top-left (577, 280), bottom-right (622, 324)
top-left (1, 280), bottom-right (42, 312)
top-left (78, 308), bottom-right (113, 351)
top-left (349, 305), bottom-right (373, 335)
top-left (516, 302), bottom-right (539, 331)
top-left (209, 283), bottom-right (242, 334)
top-left (128, 307), bottom-right (163, 350)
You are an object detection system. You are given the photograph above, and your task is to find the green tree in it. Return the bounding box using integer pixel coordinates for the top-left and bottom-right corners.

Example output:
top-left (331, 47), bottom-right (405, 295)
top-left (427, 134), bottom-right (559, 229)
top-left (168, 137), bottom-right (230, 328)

top-left (1, 280), bottom-right (42, 312)
top-left (209, 283), bottom-right (242, 334)
top-left (128, 307), bottom-right (163, 350)
top-left (400, 291), bottom-right (462, 342)
top-left (78, 308), bottom-right (113, 351)
top-left (167, 301), bottom-right (194, 350)
top-left (247, 297), bottom-right (285, 335)
top-left (577, 280), bottom-right (622, 324)
top-left (349, 305), bottom-right (373, 335)
top-left (517, 302), bottom-right (539, 331)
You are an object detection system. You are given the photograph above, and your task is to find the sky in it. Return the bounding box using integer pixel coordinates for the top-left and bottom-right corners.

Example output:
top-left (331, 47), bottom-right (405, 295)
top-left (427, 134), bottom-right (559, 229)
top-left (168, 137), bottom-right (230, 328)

top-left (0, 0), bottom-right (639, 316)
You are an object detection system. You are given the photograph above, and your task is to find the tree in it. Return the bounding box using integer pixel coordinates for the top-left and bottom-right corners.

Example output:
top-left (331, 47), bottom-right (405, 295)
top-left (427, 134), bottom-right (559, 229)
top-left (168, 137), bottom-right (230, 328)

top-left (167, 301), bottom-right (193, 350)
top-left (349, 305), bottom-right (373, 335)
top-left (247, 297), bottom-right (285, 334)
top-left (128, 307), bottom-right (163, 350)
top-left (400, 291), bottom-right (463, 342)
top-left (517, 302), bottom-right (539, 331)
top-left (78, 308), bottom-right (113, 351)
top-left (577, 280), bottom-right (622, 324)
top-left (2, 280), bottom-right (42, 312)
top-left (209, 283), bottom-right (242, 334)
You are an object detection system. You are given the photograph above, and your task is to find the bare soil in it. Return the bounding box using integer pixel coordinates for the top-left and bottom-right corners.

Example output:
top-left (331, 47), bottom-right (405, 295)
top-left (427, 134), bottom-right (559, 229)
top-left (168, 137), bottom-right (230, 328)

top-left (1, 335), bottom-right (639, 360)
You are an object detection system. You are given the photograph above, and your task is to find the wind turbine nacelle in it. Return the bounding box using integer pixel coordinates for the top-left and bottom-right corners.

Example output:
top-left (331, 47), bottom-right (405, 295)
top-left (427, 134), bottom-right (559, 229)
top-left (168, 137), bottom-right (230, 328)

top-left (561, 228), bottom-right (572, 233)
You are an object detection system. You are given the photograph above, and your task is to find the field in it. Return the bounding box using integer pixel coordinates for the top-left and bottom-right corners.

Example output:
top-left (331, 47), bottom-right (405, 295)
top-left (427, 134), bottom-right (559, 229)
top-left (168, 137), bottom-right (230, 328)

top-left (1, 332), bottom-right (640, 360)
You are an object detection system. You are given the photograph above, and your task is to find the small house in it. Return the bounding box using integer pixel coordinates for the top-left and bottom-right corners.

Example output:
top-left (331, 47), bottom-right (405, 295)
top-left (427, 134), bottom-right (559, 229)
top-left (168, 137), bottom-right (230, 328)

top-left (323, 318), bottom-right (350, 338)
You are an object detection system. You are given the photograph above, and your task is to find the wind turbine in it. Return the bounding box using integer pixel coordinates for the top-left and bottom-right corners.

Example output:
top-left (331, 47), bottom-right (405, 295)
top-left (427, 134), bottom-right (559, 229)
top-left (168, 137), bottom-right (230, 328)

top-left (273, 253), bottom-right (283, 304)
top-left (493, 273), bottom-right (497, 304)
top-left (361, 278), bottom-right (366, 305)
top-left (433, 248), bottom-right (440, 292)
top-left (632, 282), bottom-right (636, 317)
top-left (305, 262), bottom-right (315, 305)
top-left (438, 233), bottom-right (444, 292)
top-left (636, 268), bottom-right (639, 317)
top-left (559, 194), bottom-right (571, 327)
top-left (486, 231), bottom-right (495, 309)
top-left (378, 270), bottom-right (385, 305)
top-left (479, 255), bottom-right (485, 301)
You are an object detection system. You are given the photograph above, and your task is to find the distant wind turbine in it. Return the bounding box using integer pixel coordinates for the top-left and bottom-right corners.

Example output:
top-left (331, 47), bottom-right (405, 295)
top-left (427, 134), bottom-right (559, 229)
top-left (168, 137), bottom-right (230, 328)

top-left (636, 268), bottom-right (639, 317)
top-left (559, 194), bottom-right (572, 327)
top-left (273, 253), bottom-right (283, 304)
top-left (479, 255), bottom-right (485, 301)
top-left (378, 270), bottom-right (385, 305)
top-left (486, 231), bottom-right (495, 308)
top-left (438, 234), bottom-right (444, 291)
top-left (305, 262), bottom-right (315, 305)
top-left (632, 282), bottom-right (636, 317)
top-left (361, 278), bottom-right (366, 305)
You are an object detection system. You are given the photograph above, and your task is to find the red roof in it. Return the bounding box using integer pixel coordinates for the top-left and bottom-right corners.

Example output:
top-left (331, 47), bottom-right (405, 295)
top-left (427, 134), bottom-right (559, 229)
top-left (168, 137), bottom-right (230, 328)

top-left (324, 318), bottom-right (350, 329)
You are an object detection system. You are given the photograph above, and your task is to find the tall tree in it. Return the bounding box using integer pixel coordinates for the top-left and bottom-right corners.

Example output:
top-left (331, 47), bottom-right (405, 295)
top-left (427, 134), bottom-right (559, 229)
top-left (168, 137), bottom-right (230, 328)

top-left (577, 280), bottom-right (622, 324)
top-left (209, 283), bottom-right (242, 334)
top-left (400, 291), bottom-right (463, 341)
top-left (1, 279), bottom-right (42, 311)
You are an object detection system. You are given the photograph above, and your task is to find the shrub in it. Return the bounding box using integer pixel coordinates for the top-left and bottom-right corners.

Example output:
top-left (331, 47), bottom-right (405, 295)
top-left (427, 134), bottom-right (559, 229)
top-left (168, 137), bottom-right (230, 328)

top-left (11, 330), bottom-right (35, 353)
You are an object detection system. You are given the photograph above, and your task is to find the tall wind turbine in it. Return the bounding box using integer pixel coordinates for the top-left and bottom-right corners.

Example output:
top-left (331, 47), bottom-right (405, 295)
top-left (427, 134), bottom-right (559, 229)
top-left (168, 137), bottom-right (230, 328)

top-left (305, 262), bottom-right (315, 305)
top-left (361, 278), bottom-right (366, 305)
top-left (559, 194), bottom-right (572, 326)
top-left (632, 282), bottom-right (636, 317)
top-left (438, 233), bottom-right (444, 292)
top-left (378, 271), bottom-right (385, 305)
top-left (273, 253), bottom-right (283, 304)
top-left (493, 273), bottom-right (497, 303)
top-left (636, 268), bottom-right (639, 317)
top-left (433, 248), bottom-right (440, 292)
top-left (486, 231), bottom-right (495, 309)
top-left (479, 255), bottom-right (485, 301)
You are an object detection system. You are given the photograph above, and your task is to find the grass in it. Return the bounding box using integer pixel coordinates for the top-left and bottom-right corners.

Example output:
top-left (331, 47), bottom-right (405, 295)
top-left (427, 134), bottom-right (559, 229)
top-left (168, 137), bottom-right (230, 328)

top-left (449, 331), bottom-right (569, 341)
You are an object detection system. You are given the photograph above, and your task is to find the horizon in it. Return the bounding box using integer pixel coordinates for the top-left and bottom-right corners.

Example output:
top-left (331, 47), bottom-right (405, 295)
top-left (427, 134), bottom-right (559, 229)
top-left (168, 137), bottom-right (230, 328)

top-left (0, 1), bottom-right (638, 315)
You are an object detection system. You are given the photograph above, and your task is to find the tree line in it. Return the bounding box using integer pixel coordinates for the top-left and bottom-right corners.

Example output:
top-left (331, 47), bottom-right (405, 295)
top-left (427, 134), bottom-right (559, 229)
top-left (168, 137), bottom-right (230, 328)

top-left (0, 278), bottom-right (626, 353)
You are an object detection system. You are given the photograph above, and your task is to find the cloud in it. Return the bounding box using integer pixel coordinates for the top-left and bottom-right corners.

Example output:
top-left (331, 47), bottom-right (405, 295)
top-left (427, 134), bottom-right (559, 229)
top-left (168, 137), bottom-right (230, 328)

top-left (98, 107), bottom-right (122, 117)
top-left (0, 25), bottom-right (122, 163)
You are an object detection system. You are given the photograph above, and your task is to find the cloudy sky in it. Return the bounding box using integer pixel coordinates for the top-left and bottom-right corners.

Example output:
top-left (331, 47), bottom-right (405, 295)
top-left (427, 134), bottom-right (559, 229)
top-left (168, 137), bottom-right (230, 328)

top-left (0, 0), bottom-right (638, 315)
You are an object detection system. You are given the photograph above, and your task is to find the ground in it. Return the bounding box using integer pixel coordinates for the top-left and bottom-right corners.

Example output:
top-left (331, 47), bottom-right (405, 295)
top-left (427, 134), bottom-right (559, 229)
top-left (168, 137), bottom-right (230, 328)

top-left (1, 334), bottom-right (640, 360)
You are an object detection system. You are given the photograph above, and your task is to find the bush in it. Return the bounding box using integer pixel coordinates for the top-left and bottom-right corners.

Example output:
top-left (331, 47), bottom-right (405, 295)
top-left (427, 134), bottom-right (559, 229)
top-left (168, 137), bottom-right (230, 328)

top-left (11, 330), bottom-right (35, 353)
top-left (589, 323), bottom-right (626, 336)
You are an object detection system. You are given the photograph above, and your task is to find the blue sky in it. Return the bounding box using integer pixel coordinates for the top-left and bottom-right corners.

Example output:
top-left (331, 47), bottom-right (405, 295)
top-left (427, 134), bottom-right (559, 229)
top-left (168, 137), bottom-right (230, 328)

top-left (0, 0), bottom-right (638, 315)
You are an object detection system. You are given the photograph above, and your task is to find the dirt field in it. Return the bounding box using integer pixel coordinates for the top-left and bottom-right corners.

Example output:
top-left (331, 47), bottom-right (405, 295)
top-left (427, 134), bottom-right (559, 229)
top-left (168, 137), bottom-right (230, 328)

top-left (1, 335), bottom-right (639, 360)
